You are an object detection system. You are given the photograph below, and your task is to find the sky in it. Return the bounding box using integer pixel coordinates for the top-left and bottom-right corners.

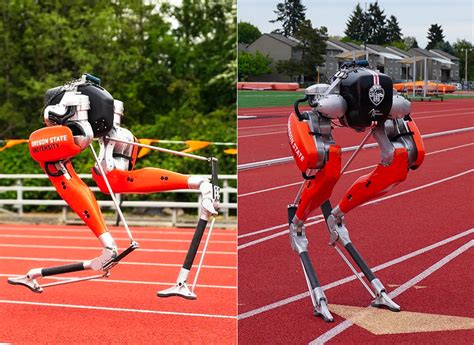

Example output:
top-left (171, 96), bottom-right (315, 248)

top-left (238, 0), bottom-right (473, 48)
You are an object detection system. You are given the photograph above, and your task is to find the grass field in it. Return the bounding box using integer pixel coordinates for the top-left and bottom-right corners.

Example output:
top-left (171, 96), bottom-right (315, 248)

top-left (238, 90), bottom-right (474, 109)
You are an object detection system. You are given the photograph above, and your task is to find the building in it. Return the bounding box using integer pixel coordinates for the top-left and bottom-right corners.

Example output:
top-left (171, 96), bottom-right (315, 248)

top-left (430, 49), bottom-right (460, 82)
top-left (245, 33), bottom-right (301, 82)
top-left (243, 33), bottom-right (461, 83)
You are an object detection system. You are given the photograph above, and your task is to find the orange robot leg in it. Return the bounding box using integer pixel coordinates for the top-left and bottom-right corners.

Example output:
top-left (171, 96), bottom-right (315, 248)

top-left (295, 145), bottom-right (342, 221)
top-left (91, 167), bottom-right (191, 194)
top-left (338, 147), bottom-right (409, 214)
top-left (43, 161), bottom-right (108, 237)
top-left (407, 119), bottom-right (425, 169)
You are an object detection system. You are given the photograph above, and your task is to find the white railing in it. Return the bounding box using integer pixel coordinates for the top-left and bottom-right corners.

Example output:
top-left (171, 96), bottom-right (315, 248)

top-left (0, 174), bottom-right (236, 227)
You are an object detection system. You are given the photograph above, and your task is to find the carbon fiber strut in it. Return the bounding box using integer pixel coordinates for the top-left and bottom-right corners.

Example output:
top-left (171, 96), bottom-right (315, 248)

top-left (183, 218), bottom-right (208, 270)
top-left (288, 205), bottom-right (333, 322)
top-left (321, 200), bottom-right (400, 311)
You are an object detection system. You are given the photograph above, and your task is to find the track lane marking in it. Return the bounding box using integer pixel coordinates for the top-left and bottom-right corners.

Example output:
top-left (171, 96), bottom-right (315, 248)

top-left (238, 110), bottom-right (474, 131)
top-left (0, 273), bottom-right (236, 289)
top-left (310, 240), bottom-right (474, 344)
top-left (0, 300), bottom-right (237, 319)
top-left (238, 127), bottom-right (474, 170)
top-left (239, 142), bottom-right (474, 198)
top-left (239, 105), bottom-right (474, 117)
top-left (239, 130), bottom-right (287, 139)
top-left (238, 169), bottom-right (474, 248)
top-left (0, 243), bottom-right (235, 255)
top-left (0, 234), bottom-right (234, 244)
top-left (0, 256), bottom-right (236, 269)
top-left (238, 228), bottom-right (474, 320)
top-left (0, 226), bottom-right (235, 236)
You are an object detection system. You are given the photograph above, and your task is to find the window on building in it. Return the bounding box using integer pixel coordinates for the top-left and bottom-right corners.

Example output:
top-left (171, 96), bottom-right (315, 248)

top-left (329, 63), bottom-right (333, 69)
top-left (433, 70), bottom-right (437, 76)
top-left (450, 71), bottom-right (453, 77)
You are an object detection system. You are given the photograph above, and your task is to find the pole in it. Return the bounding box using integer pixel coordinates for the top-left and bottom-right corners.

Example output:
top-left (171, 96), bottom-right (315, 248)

top-left (413, 54), bottom-right (416, 97)
top-left (465, 49), bottom-right (469, 91)
top-left (423, 57), bottom-right (428, 98)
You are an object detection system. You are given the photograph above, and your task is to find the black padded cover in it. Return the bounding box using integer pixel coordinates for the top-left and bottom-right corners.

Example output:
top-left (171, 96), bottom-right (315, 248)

top-left (339, 68), bottom-right (393, 130)
top-left (44, 83), bottom-right (114, 137)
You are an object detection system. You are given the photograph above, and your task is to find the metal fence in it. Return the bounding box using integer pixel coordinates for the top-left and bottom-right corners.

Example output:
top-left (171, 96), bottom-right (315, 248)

top-left (0, 174), bottom-right (236, 227)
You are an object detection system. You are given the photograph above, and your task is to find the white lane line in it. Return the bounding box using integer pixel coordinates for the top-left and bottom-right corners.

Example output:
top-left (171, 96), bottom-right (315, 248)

top-left (311, 239), bottom-right (474, 344)
top-left (238, 109), bottom-right (474, 131)
top-left (238, 219), bottom-right (325, 249)
top-left (0, 273), bottom-right (236, 290)
top-left (239, 123), bottom-right (290, 130)
top-left (239, 165), bottom-right (376, 198)
top-left (0, 256), bottom-right (236, 270)
top-left (0, 227), bottom-right (235, 236)
top-left (238, 126), bottom-right (474, 170)
top-left (238, 228), bottom-right (473, 320)
top-left (239, 105), bottom-right (473, 117)
top-left (0, 300), bottom-right (237, 319)
top-left (239, 142), bottom-right (474, 198)
top-left (0, 243), bottom-right (235, 255)
top-left (0, 234), bottom-right (234, 244)
top-left (238, 130), bottom-right (287, 139)
top-left (238, 169), bottom-right (474, 249)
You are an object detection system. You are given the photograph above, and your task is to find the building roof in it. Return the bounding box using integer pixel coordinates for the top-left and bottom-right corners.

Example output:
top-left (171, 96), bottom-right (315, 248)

top-left (386, 46), bottom-right (410, 58)
top-left (408, 47), bottom-right (438, 58)
top-left (345, 42), bottom-right (363, 50)
top-left (326, 39), bottom-right (360, 52)
top-left (238, 43), bottom-right (249, 52)
top-left (265, 33), bottom-right (300, 47)
top-left (365, 44), bottom-right (404, 59)
top-left (430, 49), bottom-right (460, 61)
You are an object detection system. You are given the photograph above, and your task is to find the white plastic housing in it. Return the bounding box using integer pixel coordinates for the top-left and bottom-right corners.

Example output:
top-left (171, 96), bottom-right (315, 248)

top-left (389, 94), bottom-right (411, 119)
top-left (315, 94), bottom-right (347, 119)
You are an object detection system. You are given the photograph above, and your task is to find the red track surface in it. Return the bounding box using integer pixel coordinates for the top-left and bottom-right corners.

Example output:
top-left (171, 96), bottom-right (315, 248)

top-left (0, 224), bottom-right (236, 343)
top-left (238, 98), bottom-right (474, 344)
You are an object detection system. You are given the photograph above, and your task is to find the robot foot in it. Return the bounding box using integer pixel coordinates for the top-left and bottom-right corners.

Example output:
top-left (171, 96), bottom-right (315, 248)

top-left (7, 275), bottom-right (43, 293)
top-left (313, 298), bottom-right (334, 322)
top-left (371, 291), bottom-right (400, 312)
top-left (157, 268), bottom-right (197, 300)
top-left (157, 282), bottom-right (197, 300)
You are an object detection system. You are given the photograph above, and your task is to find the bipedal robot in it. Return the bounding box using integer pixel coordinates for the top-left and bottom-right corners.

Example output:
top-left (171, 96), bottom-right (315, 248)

top-left (8, 74), bottom-right (220, 300)
top-left (287, 61), bottom-right (425, 322)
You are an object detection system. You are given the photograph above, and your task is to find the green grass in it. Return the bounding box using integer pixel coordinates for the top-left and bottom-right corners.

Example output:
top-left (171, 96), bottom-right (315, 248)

top-left (238, 90), bottom-right (304, 108)
top-left (238, 90), bottom-right (474, 109)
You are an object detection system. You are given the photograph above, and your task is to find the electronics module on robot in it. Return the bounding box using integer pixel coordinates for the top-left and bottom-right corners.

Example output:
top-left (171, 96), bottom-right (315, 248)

top-left (286, 60), bottom-right (425, 322)
top-left (8, 74), bottom-right (221, 300)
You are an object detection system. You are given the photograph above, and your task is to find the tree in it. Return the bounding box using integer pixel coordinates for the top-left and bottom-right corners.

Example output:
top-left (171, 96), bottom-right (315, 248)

top-left (277, 20), bottom-right (328, 81)
top-left (386, 15), bottom-right (402, 42)
top-left (270, 0), bottom-right (306, 37)
top-left (238, 21), bottom-right (261, 44)
top-left (344, 4), bottom-right (365, 42)
top-left (404, 36), bottom-right (419, 49)
top-left (0, 0), bottom-right (236, 176)
top-left (453, 39), bottom-right (474, 82)
top-left (366, 1), bottom-right (387, 45)
top-left (426, 24), bottom-right (445, 50)
top-left (433, 41), bottom-right (455, 55)
top-left (238, 51), bottom-right (272, 80)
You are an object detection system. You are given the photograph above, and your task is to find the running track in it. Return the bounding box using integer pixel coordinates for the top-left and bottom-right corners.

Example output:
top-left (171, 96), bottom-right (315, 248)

top-left (0, 224), bottom-right (236, 343)
top-left (238, 98), bottom-right (474, 344)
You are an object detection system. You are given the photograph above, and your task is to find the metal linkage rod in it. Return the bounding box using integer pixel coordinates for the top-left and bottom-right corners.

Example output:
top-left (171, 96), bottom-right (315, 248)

top-left (334, 246), bottom-right (376, 298)
top-left (340, 126), bottom-right (374, 175)
top-left (89, 144), bottom-right (136, 243)
top-left (191, 217), bottom-right (216, 292)
top-left (106, 137), bottom-right (212, 162)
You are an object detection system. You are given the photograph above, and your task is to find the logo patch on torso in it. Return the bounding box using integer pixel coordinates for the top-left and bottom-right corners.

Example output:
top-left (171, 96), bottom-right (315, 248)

top-left (368, 84), bottom-right (385, 106)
